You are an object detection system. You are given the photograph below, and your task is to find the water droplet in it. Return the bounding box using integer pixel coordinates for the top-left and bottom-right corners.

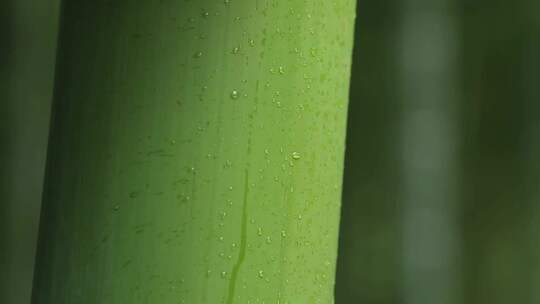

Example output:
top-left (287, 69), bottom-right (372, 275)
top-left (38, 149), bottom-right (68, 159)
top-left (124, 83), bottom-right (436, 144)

top-left (266, 236), bottom-right (272, 244)
top-left (232, 46), bottom-right (240, 54)
top-left (257, 227), bottom-right (263, 236)
top-left (258, 270), bottom-right (264, 278)
top-left (230, 90), bottom-right (239, 99)
top-left (202, 12), bottom-right (210, 18)
top-left (281, 230), bottom-right (287, 238)
top-left (221, 271), bottom-right (227, 278)
top-left (113, 205), bottom-right (120, 211)
top-left (279, 66), bottom-right (285, 74)
top-left (194, 51), bottom-right (203, 58)
top-left (248, 39), bottom-right (255, 47)
top-left (292, 152), bottom-right (301, 160)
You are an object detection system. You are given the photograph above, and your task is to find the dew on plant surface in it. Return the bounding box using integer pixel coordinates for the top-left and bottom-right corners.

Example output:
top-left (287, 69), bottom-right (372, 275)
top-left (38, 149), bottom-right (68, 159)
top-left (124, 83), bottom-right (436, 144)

top-left (248, 39), bottom-right (255, 47)
top-left (232, 46), bottom-right (240, 54)
top-left (230, 90), bottom-right (239, 99)
top-left (258, 270), bottom-right (264, 278)
top-left (292, 152), bottom-right (301, 160)
top-left (202, 11), bottom-right (210, 18)
top-left (113, 204), bottom-right (120, 211)
top-left (194, 51), bottom-right (203, 58)
top-left (221, 271), bottom-right (227, 278)
top-left (279, 66), bottom-right (285, 74)
top-left (266, 236), bottom-right (272, 244)
top-left (281, 230), bottom-right (287, 238)
top-left (257, 227), bottom-right (263, 236)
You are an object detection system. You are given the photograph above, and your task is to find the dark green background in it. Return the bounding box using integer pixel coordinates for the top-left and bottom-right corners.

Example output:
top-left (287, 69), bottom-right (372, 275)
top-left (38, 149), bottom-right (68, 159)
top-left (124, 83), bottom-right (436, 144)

top-left (337, 0), bottom-right (540, 303)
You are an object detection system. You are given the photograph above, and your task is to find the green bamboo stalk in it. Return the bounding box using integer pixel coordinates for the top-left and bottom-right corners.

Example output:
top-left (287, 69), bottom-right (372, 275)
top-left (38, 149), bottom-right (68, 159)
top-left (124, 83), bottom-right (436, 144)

top-left (32, 1), bottom-right (356, 303)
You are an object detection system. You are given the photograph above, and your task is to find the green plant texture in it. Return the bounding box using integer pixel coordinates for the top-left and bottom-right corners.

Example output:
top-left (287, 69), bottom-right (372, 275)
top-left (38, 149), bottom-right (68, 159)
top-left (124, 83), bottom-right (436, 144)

top-left (32, 1), bottom-right (356, 303)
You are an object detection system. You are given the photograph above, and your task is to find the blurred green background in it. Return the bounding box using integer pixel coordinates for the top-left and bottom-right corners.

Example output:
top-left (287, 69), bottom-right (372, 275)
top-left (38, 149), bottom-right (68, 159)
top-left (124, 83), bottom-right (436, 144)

top-left (337, 0), bottom-right (540, 303)
top-left (2, 0), bottom-right (540, 303)
top-left (1, 1), bottom-right (59, 303)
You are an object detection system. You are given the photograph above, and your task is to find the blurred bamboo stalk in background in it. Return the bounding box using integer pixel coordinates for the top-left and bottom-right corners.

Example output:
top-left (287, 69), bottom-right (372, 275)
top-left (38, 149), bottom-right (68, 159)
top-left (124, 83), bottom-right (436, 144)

top-left (398, 1), bottom-right (462, 303)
